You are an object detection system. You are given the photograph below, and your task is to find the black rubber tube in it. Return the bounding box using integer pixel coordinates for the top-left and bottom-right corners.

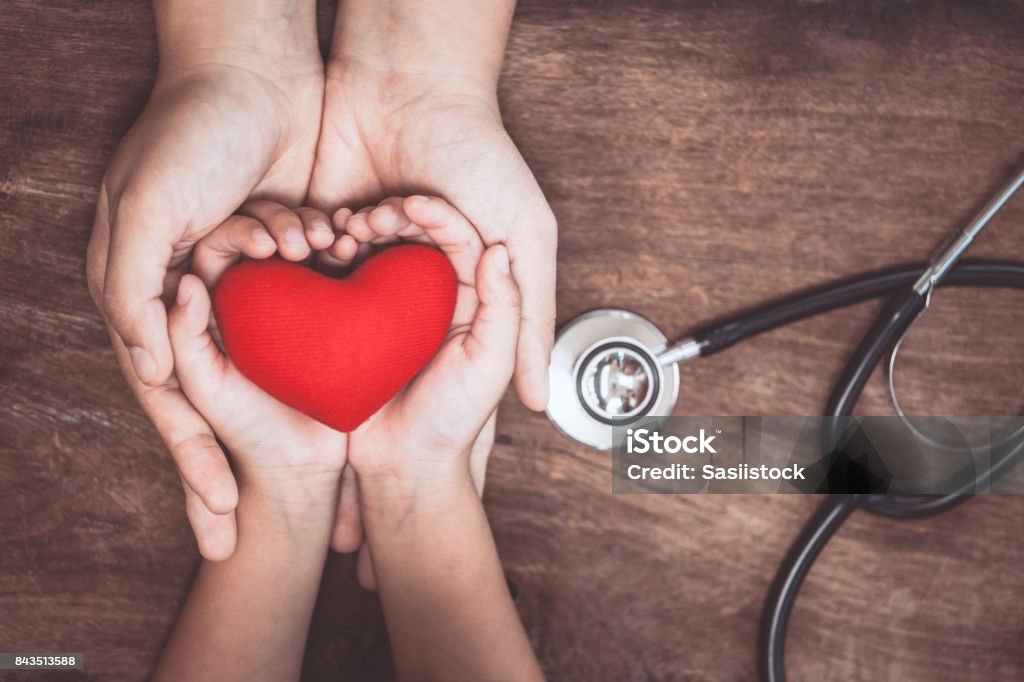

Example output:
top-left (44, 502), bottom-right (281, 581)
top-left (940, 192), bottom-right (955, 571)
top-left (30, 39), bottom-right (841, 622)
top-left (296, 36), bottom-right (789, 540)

top-left (753, 260), bottom-right (1024, 682)
top-left (822, 290), bottom-right (926, 419)
top-left (694, 260), bottom-right (1024, 356)
top-left (757, 495), bottom-right (863, 682)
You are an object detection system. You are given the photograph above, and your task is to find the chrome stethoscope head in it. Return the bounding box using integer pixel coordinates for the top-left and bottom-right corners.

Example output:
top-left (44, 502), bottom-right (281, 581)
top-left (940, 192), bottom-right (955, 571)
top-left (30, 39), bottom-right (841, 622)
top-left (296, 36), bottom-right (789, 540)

top-left (546, 309), bottom-right (680, 450)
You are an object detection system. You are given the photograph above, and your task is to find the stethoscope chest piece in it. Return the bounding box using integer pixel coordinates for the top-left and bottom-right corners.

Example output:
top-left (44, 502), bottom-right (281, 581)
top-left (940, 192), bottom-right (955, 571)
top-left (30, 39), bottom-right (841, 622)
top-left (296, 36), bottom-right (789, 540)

top-left (547, 308), bottom-right (679, 450)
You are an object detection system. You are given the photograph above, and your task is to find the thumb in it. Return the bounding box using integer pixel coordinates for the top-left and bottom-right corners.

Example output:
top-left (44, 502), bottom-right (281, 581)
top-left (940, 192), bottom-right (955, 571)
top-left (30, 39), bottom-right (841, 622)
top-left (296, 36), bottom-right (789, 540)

top-left (462, 245), bottom-right (522, 387)
top-left (167, 274), bottom-right (226, 391)
top-left (168, 274), bottom-right (311, 456)
top-left (103, 201), bottom-right (178, 386)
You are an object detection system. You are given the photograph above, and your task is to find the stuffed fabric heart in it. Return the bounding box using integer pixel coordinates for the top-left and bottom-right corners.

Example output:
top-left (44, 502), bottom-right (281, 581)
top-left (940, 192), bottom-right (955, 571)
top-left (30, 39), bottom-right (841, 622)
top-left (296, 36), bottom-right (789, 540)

top-left (212, 244), bottom-right (457, 432)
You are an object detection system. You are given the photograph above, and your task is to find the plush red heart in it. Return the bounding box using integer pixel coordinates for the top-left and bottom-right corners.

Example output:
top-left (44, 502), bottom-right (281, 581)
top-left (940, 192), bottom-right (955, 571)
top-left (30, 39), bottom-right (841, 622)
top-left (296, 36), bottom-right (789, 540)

top-left (212, 244), bottom-right (457, 432)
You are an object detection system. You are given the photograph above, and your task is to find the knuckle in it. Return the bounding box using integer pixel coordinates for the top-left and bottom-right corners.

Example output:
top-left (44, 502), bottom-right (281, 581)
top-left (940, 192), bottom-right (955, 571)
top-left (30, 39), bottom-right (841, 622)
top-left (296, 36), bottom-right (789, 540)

top-left (271, 208), bottom-right (302, 230)
top-left (85, 260), bottom-right (105, 312)
top-left (168, 431), bottom-right (219, 468)
top-left (134, 378), bottom-right (178, 413)
top-left (86, 236), bottom-right (111, 314)
top-left (101, 287), bottom-right (124, 319)
top-left (219, 214), bottom-right (250, 233)
top-left (295, 208), bottom-right (321, 224)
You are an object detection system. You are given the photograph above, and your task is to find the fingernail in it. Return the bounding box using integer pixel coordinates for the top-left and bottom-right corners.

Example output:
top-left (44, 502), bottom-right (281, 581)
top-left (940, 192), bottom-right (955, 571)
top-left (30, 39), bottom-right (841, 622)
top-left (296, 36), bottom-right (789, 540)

top-left (407, 195), bottom-right (429, 207)
top-left (312, 218), bottom-right (332, 236)
top-left (177, 279), bottom-right (192, 305)
top-left (285, 228), bottom-right (305, 244)
top-left (252, 228), bottom-right (274, 245)
top-left (495, 246), bottom-right (510, 274)
top-left (332, 208), bottom-right (352, 229)
top-left (129, 346), bottom-right (156, 384)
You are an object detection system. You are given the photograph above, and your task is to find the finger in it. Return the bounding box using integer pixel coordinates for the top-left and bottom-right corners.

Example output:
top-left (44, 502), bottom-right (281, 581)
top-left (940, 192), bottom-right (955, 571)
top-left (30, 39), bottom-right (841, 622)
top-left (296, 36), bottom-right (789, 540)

top-left (316, 248), bottom-right (352, 275)
top-left (168, 275), bottom-right (232, 394)
top-left (165, 427), bottom-right (239, 515)
top-left (191, 215), bottom-right (277, 288)
top-left (116, 353), bottom-right (239, 560)
top-left (327, 233), bottom-right (359, 265)
top-left (461, 245), bottom-right (521, 385)
top-left (295, 207), bottom-right (335, 251)
top-left (366, 197), bottom-right (409, 238)
top-left (343, 208), bottom-right (376, 244)
top-left (238, 200), bottom-right (310, 261)
top-left (167, 274), bottom-right (266, 444)
top-left (183, 478), bottom-right (237, 561)
top-left (103, 202), bottom-right (177, 387)
top-left (325, 209), bottom-right (360, 270)
top-left (402, 195), bottom-right (485, 287)
top-left (507, 223), bottom-right (558, 412)
top-left (130, 281), bottom-right (239, 519)
top-left (330, 466), bottom-right (364, 553)
top-left (450, 282), bottom-right (480, 332)
top-left (331, 207), bottom-right (353, 233)
top-left (470, 411), bottom-right (497, 496)
top-left (168, 274), bottom-right (277, 445)
top-left (341, 199), bottom-right (409, 251)
top-left (356, 544), bottom-right (378, 591)
top-left (108, 311), bottom-right (239, 530)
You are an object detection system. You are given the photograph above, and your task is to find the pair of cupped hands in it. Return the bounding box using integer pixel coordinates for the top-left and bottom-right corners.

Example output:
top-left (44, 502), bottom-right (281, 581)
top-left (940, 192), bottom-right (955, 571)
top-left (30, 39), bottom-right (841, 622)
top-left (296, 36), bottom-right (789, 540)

top-left (85, 33), bottom-right (557, 587)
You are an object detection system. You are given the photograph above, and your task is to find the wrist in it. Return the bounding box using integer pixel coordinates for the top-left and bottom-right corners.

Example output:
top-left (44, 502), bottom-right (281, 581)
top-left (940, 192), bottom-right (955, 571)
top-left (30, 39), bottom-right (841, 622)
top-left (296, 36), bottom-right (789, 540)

top-left (324, 56), bottom-right (498, 119)
top-left (354, 456), bottom-right (476, 519)
top-left (154, 0), bottom-right (321, 79)
top-left (238, 471), bottom-right (341, 532)
top-left (328, 0), bottom-right (512, 98)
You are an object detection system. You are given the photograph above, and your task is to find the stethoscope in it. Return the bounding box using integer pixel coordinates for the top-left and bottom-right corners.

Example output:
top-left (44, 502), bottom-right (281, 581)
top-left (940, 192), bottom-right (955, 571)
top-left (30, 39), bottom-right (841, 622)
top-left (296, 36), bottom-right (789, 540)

top-left (545, 165), bottom-right (1024, 682)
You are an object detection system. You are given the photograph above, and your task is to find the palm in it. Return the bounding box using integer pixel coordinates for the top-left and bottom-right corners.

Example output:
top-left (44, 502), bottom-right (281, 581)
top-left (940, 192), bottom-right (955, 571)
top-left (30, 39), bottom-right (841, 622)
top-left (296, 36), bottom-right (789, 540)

top-left (187, 347), bottom-right (347, 481)
top-left (308, 67), bottom-right (555, 410)
top-left (310, 79), bottom-right (511, 214)
top-left (349, 307), bottom-right (481, 472)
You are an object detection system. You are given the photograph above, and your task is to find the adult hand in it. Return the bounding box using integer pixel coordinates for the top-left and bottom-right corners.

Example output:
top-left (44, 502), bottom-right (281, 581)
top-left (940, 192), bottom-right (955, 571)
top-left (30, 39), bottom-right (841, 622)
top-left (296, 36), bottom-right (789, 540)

top-left (86, 5), bottom-right (323, 560)
top-left (309, 40), bottom-right (557, 411)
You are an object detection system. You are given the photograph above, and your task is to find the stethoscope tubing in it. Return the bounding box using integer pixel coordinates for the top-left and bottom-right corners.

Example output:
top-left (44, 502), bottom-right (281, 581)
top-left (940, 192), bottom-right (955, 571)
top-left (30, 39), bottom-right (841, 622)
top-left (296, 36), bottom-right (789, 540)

top-left (757, 494), bottom-right (863, 682)
top-left (754, 259), bottom-right (1024, 682)
top-left (688, 259), bottom-right (1024, 359)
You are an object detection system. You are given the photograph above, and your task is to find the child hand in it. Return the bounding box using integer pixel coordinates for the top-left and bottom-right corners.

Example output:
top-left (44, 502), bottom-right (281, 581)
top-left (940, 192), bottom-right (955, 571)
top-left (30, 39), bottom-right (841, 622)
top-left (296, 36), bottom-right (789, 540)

top-left (323, 199), bottom-right (540, 679)
top-left (188, 200), bottom-right (338, 289)
top-left (168, 204), bottom-right (347, 504)
top-left (332, 197), bottom-right (521, 585)
top-left (340, 196), bottom-right (516, 458)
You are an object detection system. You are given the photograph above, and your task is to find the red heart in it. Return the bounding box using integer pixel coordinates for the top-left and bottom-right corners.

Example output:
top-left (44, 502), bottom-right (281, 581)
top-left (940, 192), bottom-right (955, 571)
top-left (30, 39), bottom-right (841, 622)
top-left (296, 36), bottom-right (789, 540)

top-left (212, 244), bottom-right (457, 432)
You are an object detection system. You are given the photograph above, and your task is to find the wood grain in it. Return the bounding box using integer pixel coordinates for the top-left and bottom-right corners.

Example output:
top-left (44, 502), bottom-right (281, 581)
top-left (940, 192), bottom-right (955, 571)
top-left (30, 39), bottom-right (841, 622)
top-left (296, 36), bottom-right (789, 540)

top-left (2, 1), bottom-right (1024, 680)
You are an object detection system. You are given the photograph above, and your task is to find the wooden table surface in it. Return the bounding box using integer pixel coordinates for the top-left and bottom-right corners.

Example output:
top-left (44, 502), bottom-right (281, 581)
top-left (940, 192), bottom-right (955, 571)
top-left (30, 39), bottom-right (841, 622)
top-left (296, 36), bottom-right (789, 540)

top-left (3, 1), bottom-right (1024, 680)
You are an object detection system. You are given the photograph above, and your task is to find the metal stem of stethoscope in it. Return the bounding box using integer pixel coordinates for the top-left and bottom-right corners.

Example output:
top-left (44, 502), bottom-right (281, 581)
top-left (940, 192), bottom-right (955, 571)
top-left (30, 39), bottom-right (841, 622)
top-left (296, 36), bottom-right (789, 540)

top-left (913, 166), bottom-right (1024, 294)
top-left (654, 337), bottom-right (703, 366)
top-left (885, 165), bottom-right (1024, 451)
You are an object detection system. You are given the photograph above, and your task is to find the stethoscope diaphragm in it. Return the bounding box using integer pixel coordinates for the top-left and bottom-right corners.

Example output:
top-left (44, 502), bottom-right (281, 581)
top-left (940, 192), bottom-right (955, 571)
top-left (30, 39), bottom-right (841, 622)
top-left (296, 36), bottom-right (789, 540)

top-left (546, 308), bottom-right (679, 450)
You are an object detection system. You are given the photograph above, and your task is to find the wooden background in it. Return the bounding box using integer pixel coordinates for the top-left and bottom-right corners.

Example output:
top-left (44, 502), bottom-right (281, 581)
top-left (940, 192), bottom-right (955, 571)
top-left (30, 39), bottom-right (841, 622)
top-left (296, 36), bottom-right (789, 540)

top-left (3, 1), bottom-right (1024, 680)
